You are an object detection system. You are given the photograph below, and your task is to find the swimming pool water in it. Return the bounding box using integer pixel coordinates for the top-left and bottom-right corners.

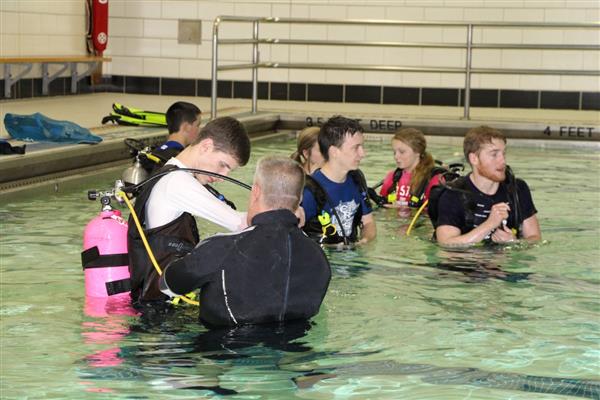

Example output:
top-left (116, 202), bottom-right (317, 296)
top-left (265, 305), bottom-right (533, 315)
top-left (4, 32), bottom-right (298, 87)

top-left (1, 135), bottom-right (599, 399)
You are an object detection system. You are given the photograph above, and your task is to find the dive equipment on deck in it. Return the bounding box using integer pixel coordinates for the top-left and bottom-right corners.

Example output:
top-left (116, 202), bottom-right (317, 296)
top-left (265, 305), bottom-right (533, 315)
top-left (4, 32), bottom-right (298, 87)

top-left (102, 103), bottom-right (167, 127)
top-left (4, 112), bottom-right (102, 144)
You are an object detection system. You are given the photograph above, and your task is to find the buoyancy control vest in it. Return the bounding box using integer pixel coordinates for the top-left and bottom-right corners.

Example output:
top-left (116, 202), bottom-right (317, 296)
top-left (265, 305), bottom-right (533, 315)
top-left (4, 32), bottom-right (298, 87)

top-left (127, 164), bottom-right (200, 304)
top-left (369, 163), bottom-right (463, 208)
top-left (137, 142), bottom-right (183, 174)
top-left (427, 166), bottom-right (524, 238)
top-left (303, 169), bottom-right (372, 245)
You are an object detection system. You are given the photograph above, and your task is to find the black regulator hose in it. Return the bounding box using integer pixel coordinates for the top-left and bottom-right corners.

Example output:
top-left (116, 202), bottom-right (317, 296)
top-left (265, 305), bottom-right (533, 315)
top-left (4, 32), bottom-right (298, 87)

top-left (121, 167), bottom-right (252, 195)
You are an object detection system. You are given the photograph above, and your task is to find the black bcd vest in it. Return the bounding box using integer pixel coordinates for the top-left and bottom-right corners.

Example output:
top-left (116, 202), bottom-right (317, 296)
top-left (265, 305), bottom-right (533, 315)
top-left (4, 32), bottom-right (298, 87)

top-left (303, 169), bottom-right (371, 245)
top-left (427, 167), bottom-right (523, 237)
top-left (127, 164), bottom-right (200, 304)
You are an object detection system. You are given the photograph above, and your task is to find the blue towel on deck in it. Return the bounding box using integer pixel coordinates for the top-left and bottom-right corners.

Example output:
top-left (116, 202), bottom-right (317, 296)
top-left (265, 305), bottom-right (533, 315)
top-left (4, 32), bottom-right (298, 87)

top-left (4, 112), bottom-right (102, 144)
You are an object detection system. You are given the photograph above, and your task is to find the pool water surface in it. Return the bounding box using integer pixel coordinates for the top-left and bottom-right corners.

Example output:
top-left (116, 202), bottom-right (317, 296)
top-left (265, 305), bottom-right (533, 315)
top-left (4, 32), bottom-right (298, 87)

top-left (1, 135), bottom-right (599, 399)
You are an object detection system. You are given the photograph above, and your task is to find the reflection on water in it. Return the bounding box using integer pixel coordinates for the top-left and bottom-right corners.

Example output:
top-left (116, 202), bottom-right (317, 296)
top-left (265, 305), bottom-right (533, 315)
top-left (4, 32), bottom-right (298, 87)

top-left (1, 138), bottom-right (599, 398)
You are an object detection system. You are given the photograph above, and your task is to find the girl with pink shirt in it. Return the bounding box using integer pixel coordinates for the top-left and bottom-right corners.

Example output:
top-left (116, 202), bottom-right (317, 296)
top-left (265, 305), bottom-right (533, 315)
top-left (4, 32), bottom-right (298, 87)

top-left (379, 128), bottom-right (443, 209)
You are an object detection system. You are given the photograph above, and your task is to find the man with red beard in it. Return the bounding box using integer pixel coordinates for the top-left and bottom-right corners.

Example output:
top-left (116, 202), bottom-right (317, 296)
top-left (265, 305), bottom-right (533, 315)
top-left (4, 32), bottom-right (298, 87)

top-left (431, 126), bottom-right (541, 246)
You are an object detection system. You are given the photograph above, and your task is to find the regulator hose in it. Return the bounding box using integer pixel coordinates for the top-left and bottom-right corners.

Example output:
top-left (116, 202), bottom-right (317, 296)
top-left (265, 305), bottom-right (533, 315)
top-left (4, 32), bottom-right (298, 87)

top-left (122, 168), bottom-right (251, 196)
top-left (406, 199), bottom-right (429, 236)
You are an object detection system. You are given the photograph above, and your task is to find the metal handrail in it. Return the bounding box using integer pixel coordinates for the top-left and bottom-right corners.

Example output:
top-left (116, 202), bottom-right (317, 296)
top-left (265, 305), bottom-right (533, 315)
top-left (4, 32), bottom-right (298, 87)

top-left (211, 16), bottom-right (600, 119)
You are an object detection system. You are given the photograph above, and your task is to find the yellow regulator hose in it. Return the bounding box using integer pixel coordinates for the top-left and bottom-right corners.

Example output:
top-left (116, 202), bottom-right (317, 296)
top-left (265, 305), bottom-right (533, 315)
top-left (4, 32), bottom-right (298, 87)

top-left (118, 191), bottom-right (199, 306)
top-left (406, 199), bottom-right (429, 236)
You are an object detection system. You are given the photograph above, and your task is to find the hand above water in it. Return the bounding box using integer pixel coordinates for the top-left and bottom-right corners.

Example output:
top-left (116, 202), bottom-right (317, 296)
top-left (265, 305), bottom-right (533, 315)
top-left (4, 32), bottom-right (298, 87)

top-left (491, 224), bottom-right (516, 244)
top-left (487, 202), bottom-right (510, 228)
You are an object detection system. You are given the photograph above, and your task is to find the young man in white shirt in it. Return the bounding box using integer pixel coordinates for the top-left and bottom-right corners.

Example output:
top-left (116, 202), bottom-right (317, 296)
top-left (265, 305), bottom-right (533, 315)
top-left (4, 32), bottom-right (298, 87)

top-left (127, 116), bottom-right (251, 305)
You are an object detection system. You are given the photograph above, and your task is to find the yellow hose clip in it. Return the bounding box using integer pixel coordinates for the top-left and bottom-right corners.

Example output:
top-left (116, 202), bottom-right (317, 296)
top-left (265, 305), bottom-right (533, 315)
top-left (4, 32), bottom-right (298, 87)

top-left (387, 193), bottom-right (397, 203)
top-left (318, 212), bottom-right (331, 226)
top-left (142, 152), bottom-right (161, 164)
top-left (170, 292), bottom-right (197, 306)
top-left (318, 211), bottom-right (337, 237)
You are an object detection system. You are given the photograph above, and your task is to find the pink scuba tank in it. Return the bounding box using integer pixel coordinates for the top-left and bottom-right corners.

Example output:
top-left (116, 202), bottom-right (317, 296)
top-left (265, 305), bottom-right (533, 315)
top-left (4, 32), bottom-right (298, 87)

top-left (82, 208), bottom-right (131, 298)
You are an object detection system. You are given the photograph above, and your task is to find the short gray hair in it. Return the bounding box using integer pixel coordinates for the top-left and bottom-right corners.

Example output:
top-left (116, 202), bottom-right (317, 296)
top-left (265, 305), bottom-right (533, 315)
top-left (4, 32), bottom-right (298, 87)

top-left (254, 156), bottom-right (305, 210)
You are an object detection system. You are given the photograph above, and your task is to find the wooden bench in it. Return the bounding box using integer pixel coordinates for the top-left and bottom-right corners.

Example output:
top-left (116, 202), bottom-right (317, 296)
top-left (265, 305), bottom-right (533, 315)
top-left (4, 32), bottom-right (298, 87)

top-left (0, 55), bottom-right (111, 98)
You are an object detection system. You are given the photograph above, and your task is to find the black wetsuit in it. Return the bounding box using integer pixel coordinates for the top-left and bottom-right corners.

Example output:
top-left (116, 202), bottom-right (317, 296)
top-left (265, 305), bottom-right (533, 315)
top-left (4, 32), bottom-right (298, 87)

top-left (159, 209), bottom-right (331, 328)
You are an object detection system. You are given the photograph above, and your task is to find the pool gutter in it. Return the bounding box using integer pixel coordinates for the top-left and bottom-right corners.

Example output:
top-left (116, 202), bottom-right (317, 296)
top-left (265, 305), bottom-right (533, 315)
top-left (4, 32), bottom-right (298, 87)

top-left (1, 111), bottom-right (598, 197)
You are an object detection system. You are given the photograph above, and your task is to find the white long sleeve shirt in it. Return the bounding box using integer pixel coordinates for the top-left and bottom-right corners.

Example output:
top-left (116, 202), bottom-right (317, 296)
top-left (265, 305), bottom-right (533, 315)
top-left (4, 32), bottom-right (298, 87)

top-left (145, 158), bottom-right (246, 232)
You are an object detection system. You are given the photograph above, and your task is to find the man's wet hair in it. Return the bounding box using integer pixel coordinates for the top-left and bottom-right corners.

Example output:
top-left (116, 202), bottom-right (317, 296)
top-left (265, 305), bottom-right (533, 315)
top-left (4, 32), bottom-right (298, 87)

top-left (194, 116), bottom-right (251, 166)
top-left (165, 101), bottom-right (201, 134)
top-left (463, 125), bottom-right (506, 164)
top-left (255, 156), bottom-right (305, 210)
top-left (318, 116), bottom-right (364, 161)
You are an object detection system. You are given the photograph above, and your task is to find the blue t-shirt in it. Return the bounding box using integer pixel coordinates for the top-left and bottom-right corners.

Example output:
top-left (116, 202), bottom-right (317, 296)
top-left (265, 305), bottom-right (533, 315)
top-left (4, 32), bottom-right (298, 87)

top-left (159, 141), bottom-right (184, 151)
top-left (301, 169), bottom-right (372, 238)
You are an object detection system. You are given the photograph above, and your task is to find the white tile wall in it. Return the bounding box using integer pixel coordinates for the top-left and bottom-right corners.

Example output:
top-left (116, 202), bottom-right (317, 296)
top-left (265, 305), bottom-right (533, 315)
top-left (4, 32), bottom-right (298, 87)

top-left (143, 57), bottom-right (180, 77)
top-left (347, 47), bottom-right (385, 66)
top-left (560, 76), bottom-right (600, 91)
top-left (110, 56), bottom-right (144, 76)
top-left (162, 1), bottom-right (198, 20)
top-left (110, 1), bottom-right (126, 18)
top-left (325, 70), bottom-right (365, 85)
top-left (144, 19), bottom-right (178, 39)
top-left (180, 58), bottom-right (211, 78)
top-left (365, 26), bottom-right (404, 42)
top-left (289, 68), bottom-right (327, 84)
top-left (583, 51), bottom-right (600, 70)
top-left (502, 49), bottom-right (543, 69)
top-left (424, 7), bottom-right (464, 21)
top-left (0, 34), bottom-right (20, 56)
top-left (364, 70), bottom-right (403, 87)
top-left (544, 8), bottom-right (588, 23)
top-left (308, 45), bottom-right (346, 64)
top-left (476, 74), bottom-right (521, 89)
top-left (161, 39), bottom-right (198, 58)
top-left (464, 8), bottom-right (503, 22)
top-left (1, 11), bottom-right (19, 34)
top-left (422, 49), bottom-right (465, 68)
top-left (126, 38), bottom-right (162, 57)
top-left (519, 75), bottom-right (561, 90)
top-left (124, 1), bottom-right (162, 18)
top-left (522, 28), bottom-right (564, 45)
top-left (2, 0), bottom-right (598, 96)
top-left (347, 5), bottom-right (386, 19)
top-left (264, 67), bottom-right (289, 83)
top-left (0, 1), bottom-right (19, 13)
top-left (383, 47), bottom-right (423, 66)
top-left (234, 2), bottom-right (272, 18)
top-left (542, 50), bottom-right (584, 70)
top-left (308, 5), bottom-right (347, 19)
top-left (384, 7), bottom-right (425, 21)
top-left (110, 18), bottom-right (144, 38)
top-left (402, 72), bottom-right (442, 87)
top-left (327, 25), bottom-right (366, 41)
